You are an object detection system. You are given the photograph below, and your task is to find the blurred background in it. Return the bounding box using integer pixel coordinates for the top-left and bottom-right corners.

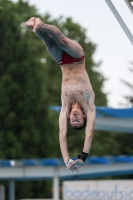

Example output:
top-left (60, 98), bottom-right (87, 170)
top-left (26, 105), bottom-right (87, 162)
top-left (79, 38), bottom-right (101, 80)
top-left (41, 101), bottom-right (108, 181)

top-left (0, 0), bottom-right (133, 199)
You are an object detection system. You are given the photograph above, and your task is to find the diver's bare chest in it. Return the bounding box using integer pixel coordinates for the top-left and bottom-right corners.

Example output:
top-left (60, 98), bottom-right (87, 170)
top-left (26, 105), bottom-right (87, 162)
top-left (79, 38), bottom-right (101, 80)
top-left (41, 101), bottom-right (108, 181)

top-left (62, 87), bottom-right (90, 104)
top-left (61, 70), bottom-right (92, 104)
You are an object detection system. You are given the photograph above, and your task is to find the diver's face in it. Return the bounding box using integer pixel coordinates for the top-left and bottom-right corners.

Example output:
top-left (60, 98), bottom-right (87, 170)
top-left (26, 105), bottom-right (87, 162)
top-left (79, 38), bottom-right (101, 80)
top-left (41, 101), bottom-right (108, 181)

top-left (69, 109), bottom-right (85, 128)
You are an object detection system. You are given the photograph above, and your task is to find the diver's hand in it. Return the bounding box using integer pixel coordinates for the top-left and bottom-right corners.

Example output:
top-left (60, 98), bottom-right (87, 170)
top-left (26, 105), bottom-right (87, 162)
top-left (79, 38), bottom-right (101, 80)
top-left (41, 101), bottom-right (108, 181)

top-left (66, 159), bottom-right (81, 172)
top-left (66, 159), bottom-right (84, 172)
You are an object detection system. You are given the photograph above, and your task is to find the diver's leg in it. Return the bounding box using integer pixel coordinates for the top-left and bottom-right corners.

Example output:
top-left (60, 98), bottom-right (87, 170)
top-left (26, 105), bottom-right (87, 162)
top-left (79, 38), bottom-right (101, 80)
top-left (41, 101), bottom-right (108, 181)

top-left (25, 17), bottom-right (53, 47)
top-left (31, 18), bottom-right (84, 58)
top-left (25, 17), bottom-right (63, 62)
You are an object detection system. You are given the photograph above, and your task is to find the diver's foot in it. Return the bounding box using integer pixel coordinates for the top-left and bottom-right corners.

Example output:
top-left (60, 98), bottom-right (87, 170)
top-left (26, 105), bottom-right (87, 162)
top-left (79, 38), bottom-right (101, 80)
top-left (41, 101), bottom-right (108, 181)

top-left (32, 17), bottom-right (44, 33)
top-left (25, 17), bottom-right (45, 40)
top-left (25, 17), bottom-right (36, 29)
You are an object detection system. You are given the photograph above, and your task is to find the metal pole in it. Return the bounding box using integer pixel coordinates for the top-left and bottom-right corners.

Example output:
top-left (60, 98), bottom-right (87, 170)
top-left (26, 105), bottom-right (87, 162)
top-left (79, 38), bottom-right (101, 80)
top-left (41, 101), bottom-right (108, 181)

top-left (124, 0), bottom-right (133, 14)
top-left (8, 180), bottom-right (15, 200)
top-left (0, 185), bottom-right (5, 200)
top-left (53, 168), bottom-right (59, 200)
top-left (104, 0), bottom-right (133, 45)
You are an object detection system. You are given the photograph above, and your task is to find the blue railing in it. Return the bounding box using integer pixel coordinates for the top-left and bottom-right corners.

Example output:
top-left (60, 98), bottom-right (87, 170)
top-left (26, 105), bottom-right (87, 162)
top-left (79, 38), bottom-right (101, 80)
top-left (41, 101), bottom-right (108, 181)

top-left (50, 106), bottom-right (133, 118)
top-left (0, 156), bottom-right (133, 167)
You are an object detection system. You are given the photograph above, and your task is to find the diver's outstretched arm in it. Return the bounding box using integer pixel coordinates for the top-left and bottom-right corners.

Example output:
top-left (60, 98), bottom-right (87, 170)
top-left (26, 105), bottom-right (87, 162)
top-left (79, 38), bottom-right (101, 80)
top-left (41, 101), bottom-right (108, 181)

top-left (59, 109), bottom-right (81, 172)
top-left (83, 93), bottom-right (96, 156)
top-left (59, 108), bottom-right (69, 164)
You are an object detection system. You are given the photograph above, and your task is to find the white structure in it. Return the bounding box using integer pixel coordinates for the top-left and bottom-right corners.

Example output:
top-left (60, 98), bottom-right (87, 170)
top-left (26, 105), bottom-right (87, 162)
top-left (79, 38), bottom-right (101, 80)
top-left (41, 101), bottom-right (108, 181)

top-left (104, 0), bottom-right (133, 45)
top-left (63, 180), bottom-right (133, 199)
top-left (95, 107), bottom-right (133, 133)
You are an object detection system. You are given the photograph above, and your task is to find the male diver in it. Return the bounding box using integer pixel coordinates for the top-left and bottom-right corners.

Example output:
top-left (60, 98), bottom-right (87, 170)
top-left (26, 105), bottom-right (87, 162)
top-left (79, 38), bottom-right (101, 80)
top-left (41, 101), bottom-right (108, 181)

top-left (25, 17), bottom-right (96, 172)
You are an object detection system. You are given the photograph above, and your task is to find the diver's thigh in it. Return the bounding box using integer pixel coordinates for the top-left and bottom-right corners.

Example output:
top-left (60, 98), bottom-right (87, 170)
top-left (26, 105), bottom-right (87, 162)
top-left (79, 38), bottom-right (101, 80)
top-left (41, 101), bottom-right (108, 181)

top-left (47, 43), bottom-right (63, 62)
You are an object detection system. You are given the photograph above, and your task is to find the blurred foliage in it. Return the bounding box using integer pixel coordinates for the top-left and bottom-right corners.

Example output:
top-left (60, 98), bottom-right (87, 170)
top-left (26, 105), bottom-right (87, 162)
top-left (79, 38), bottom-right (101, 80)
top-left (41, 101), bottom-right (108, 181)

top-left (0, 0), bottom-right (132, 199)
top-left (119, 63), bottom-right (133, 107)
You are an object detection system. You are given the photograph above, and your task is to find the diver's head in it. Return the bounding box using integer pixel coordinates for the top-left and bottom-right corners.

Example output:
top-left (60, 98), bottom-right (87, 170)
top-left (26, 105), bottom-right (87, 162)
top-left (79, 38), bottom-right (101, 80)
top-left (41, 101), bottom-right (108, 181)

top-left (69, 101), bottom-right (86, 131)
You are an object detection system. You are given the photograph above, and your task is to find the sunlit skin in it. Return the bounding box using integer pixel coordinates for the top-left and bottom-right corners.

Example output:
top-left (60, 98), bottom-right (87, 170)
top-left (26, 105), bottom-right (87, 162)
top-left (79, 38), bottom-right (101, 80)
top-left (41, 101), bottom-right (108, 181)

top-left (25, 17), bottom-right (96, 170)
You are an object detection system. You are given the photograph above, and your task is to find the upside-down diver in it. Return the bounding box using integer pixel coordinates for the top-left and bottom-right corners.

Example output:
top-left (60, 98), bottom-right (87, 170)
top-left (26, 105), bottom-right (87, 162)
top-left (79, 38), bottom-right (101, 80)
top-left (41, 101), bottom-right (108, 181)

top-left (25, 17), bottom-right (96, 172)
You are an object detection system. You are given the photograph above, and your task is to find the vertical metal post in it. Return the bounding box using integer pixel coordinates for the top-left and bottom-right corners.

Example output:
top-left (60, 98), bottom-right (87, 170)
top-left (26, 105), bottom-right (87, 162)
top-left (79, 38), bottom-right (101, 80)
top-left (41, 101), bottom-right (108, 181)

top-left (104, 0), bottom-right (133, 45)
top-left (53, 168), bottom-right (59, 200)
top-left (0, 185), bottom-right (5, 200)
top-left (124, 0), bottom-right (133, 14)
top-left (8, 180), bottom-right (15, 200)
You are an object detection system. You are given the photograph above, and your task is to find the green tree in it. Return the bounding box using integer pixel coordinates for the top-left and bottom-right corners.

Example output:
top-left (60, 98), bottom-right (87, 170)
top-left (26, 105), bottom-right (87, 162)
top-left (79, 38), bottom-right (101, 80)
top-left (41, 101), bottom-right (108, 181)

top-left (0, 0), bottom-right (54, 198)
top-left (0, 0), bottom-right (50, 159)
